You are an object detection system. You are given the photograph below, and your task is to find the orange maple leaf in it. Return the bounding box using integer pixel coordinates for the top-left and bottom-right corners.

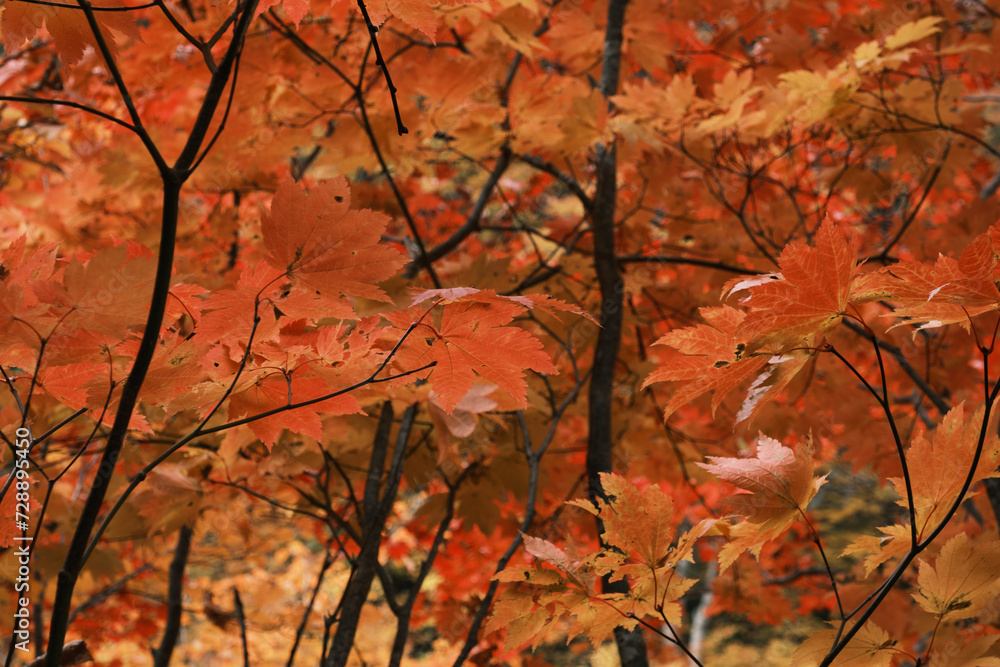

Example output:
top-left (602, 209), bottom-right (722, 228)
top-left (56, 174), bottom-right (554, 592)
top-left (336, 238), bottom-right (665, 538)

top-left (729, 217), bottom-right (859, 348)
top-left (701, 434), bottom-right (825, 528)
top-left (2, 0), bottom-right (142, 65)
top-left (642, 305), bottom-right (811, 424)
top-left (196, 262), bottom-right (285, 353)
top-left (792, 622), bottom-right (896, 667)
top-left (255, 0), bottom-right (310, 25)
top-left (0, 237), bottom-right (58, 352)
top-left (226, 372), bottom-right (363, 449)
top-left (522, 533), bottom-right (576, 571)
top-left (492, 475), bottom-right (701, 652)
top-left (353, 0), bottom-right (439, 42)
top-left (32, 243), bottom-right (155, 338)
top-left (884, 16), bottom-right (945, 50)
top-left (568, 473), bottom-right (674, 570)
top-left (861, 224), bottom-right (1000, 331)
top-left (0, 235), bottom-right (58, 284)
top-left (890, 403), bottom-right (1000, 538)
top-left (701, 434), bottom-right (826, 570)
top-left (485, 582), bottom-right (570, 653)
top-left (842, 523), bottom-right (912, 577)
top-left (261, 177), bottom-right (407, 305)
top-left (388, 290), bottom-right (567, 413)
top-left (38, 355), bottom-right (151, 432)
top-left (138, 334), bottom-right (210, 409)
top-left (132, 463), bottom-right (204, 535)
top-left (643, 306), bottom-right (765, 417)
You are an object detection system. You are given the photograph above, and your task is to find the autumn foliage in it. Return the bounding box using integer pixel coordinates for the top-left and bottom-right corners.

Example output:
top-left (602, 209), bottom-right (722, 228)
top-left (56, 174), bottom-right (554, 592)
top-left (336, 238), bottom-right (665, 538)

top-left (3, 0), bottom-right (1000, 665)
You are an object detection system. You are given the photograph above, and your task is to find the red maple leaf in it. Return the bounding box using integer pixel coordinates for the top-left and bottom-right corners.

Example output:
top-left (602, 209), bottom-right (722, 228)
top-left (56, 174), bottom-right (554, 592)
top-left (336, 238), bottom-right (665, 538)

top-left (388, 290), bottom-right (566, 413)
top-left (261, 177), bottom-right (407, 305)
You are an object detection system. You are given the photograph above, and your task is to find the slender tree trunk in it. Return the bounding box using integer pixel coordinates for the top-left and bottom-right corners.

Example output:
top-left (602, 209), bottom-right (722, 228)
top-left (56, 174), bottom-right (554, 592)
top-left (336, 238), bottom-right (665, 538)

top-left (43, 2), bottom-right (258, 662)
top-left (152, 525), bottom-right (193, 667)
top-left (587, 0), bottom-right (647, 664)
top-left (326, 403), bottom-right (415, 667)
top-left (46, 177), bottom-right (183, 667)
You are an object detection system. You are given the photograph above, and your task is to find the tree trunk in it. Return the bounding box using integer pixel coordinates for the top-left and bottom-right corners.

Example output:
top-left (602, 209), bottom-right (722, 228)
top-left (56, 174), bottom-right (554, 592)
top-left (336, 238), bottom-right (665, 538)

top-left (586, 0), bottom-right (647, 663)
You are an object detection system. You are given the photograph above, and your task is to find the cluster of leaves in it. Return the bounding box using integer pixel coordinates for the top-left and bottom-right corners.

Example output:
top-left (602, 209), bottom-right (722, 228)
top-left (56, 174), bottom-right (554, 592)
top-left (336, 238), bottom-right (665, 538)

top-left (3, 0), bottom-right (1000, 665)
top-left (492, 222), bottom-right (1000, 664)
top-left (0, 176), bottom-right (576, 448)
top-left (487, 473), bottom-right (709, 649)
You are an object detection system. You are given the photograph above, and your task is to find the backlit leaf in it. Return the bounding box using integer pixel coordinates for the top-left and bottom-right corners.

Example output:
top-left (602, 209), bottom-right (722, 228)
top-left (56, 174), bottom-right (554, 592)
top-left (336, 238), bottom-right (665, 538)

top-left (914, 532), bottom-right (1000, 619)
top-left (261, 177), bottom-right (407, 305)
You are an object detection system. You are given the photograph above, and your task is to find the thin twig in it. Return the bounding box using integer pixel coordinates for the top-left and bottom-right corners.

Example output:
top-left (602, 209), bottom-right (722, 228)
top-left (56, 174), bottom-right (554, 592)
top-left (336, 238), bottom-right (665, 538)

top-left (287, 548), bottom-right (337, 667)
top-left (354, 0), bottom-right (407, 135)
top-left (0, 95), bottom-right (135, 132)
top-left (233, 589), bottom-right (250, 667)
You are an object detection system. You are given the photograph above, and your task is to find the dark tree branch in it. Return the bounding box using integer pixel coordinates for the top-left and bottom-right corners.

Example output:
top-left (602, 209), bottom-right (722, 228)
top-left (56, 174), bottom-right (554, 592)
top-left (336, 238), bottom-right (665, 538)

top-left (44, 2), bottom-right (260, 662)
top-left (66, 564), bottom-right (152, 626)
top-left (75, 0), bottom-right (167, 172)
top-left (405, 149), bottom-right (512, 276)
top-left (618, 254), bottom-right (760, 275)
top-left (205, 0), bottom-right (247, 49)
top-left (45, 178), bottom-right (183, 667)
top-left (841, 319), bottom-right (950, 415)
top-left (233, 589), bottom-right (250, 667)
top-left (174, 0), bottom-right (258, 173)
top-left (452, 378), bottom-right (585, 666)
top-left (261, 10), bottom-right (440, 287)
top-left (517, 153), bottom-right (593, 209)
top-left (387, 463), bottom-right (475, 667)
top-left (354, 0), bottom-right (407, 135)
top-left (354, 92), bottom-right (441, 288)
top-left (0, 95), bottom-right (135, 132)
top-left (152, 525), bottom-right (193, 667)
top-left (326, 403), bottom-right (416, 667)
top-left (30, 408), bottom-right (88, 452)
top-left (819, 351), bottom-right (1000, 665)
top-left (10, 0), bottom-right (155, 9)
top-left (153, 0), bottom-right (216, 70)
top-left (80, 323), bottom-right (433, 566)
top-left (875, 139), bottom-right (951, 260)
top-left (188, 38), bottom-right (245, 173)
top-left (403, 33), bottom-right (535, 280)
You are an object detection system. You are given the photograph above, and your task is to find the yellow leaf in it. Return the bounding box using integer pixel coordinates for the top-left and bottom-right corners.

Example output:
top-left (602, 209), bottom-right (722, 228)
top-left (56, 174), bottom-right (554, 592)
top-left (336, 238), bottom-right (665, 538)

top-left (914, 532), bottom-right (1000, 619)
top-left (852, 40), bottom-right (882, 71)
top-left (884, 16), bottom-right (945, 51)
top-left (664, 74), bottom-right (698, 119)
top-left (793, 623), bottom-right (896, 667)
top-left (926, 634), bottom-right (1000, 667)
